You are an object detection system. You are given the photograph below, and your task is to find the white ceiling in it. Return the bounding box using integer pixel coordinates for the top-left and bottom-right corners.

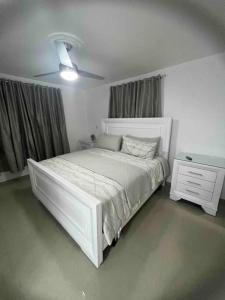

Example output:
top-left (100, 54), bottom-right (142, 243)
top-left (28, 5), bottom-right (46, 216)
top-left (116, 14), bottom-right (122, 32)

top-left (0, 0), bottom-right (224, 89)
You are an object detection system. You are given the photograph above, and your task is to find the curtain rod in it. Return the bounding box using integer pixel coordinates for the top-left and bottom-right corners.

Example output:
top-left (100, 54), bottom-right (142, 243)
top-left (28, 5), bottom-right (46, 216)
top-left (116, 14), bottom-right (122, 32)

top-left (111, 74), bottom-right (166, 87)
top-left (0, 77), bottom-right (60, 88)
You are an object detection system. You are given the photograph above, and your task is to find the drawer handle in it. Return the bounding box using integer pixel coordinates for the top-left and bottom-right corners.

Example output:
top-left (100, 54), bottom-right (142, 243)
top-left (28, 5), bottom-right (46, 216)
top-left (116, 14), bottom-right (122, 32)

top-left (188, 171), bottom-right (203, 176)
top-left (186, 189), bottom-right (199, 195)
top-left (186, 180), bottom-right (201, 186)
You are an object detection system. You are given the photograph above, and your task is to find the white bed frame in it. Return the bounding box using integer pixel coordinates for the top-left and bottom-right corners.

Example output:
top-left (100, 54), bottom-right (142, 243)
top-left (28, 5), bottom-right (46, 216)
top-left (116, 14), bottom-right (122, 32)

top-left (28, 117), bottom-right (172, 268)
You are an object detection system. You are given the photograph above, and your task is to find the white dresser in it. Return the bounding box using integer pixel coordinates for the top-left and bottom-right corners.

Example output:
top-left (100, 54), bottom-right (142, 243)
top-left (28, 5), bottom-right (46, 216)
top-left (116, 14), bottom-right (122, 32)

top-left (170, 152), bottom-right (225, 216)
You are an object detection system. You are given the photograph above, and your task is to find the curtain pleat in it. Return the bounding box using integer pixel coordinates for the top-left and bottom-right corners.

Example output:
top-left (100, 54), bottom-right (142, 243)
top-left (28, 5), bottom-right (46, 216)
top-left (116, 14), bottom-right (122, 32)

top-left (0, 79), bottom-right (70, 173)
top-left (108, 76), bottom-right (162, 118)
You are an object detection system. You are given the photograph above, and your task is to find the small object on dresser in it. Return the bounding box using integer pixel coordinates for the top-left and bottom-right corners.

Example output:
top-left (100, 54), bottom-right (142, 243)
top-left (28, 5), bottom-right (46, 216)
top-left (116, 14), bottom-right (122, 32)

top-left (170, 152), bottom-right (225, 216)
top-left (185, 155), bottom-right (192, 161)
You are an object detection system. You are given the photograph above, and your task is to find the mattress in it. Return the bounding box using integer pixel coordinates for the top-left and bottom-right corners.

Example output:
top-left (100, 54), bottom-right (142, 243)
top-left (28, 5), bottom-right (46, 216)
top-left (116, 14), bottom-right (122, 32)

top-left (40, 148), bottom-right (169, 245)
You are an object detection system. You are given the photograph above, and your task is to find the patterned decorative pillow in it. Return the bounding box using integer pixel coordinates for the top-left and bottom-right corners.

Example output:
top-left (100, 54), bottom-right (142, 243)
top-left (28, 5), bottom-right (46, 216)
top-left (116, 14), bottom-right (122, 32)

top-left (126, 135), bottom-right (160, 155)
top-left (121, 136), bottom-right (157, 159)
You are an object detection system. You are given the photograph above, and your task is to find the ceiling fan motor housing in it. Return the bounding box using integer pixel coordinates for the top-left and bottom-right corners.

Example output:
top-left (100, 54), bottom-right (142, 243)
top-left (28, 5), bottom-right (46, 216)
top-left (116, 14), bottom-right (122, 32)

top-left (47, 32), bottom-right (83, 49)
top-left (59, 63), bottom-right (76, 72)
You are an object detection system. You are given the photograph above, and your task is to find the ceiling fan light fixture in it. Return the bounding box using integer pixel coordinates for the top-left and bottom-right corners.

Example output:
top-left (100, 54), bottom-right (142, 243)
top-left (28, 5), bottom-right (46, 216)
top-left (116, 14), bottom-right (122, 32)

top-left (59, 64), bottom-right (78, 81)
top-left (60, 69), bottom-right (78, 81)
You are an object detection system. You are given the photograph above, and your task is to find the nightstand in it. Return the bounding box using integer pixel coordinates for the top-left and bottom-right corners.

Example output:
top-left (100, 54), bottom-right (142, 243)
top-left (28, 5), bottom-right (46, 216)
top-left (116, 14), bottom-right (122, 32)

top-left (79, 139), bottom-right (95, 150)
top-left (170, 152), bottom-right (225, 216)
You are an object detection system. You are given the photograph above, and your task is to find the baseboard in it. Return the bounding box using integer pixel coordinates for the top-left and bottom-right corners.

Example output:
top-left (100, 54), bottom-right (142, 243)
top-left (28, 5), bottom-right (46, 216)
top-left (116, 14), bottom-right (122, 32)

top-left (0, 167), bottom-right (28, 183)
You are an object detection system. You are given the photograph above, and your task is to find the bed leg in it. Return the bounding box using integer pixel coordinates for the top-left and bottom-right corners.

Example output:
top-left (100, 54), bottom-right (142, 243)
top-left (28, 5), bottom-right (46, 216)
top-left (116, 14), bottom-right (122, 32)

top-left (111, 238), bottom-right (118, 247)
top-left (112, 227), bottom-right (122, 247)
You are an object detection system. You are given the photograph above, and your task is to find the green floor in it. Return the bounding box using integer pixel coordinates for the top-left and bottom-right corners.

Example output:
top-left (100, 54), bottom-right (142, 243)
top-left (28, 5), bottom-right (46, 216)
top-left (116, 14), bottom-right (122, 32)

top-left (0, 176), bottom-right (225, 300)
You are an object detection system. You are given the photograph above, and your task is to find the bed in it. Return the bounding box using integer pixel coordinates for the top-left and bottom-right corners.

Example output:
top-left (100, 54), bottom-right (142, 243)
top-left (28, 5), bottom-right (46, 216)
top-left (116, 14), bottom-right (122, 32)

top-left (28, 117), bottom-right (172, 267)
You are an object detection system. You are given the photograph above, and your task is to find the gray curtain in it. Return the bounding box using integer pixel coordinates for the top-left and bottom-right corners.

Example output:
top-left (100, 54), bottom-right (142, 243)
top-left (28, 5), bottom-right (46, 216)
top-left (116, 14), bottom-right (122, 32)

top-left (108, 76), bottom-right (162, 118)
top-left (0, 79), bottom-right (70, 173)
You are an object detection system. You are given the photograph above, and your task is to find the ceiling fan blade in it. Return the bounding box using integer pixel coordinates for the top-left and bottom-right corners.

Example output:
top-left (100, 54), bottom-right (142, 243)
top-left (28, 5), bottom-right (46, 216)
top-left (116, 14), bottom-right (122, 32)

top-left (77, 69), bottom-right (104, 80)
top-left (33, 71), bottom-right (59, 78)
top-left (55, 41), bottom-right (73, 68)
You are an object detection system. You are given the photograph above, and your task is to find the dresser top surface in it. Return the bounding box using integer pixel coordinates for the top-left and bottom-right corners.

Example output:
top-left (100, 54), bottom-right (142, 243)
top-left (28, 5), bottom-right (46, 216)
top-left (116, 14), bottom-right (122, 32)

top-left (176, 152), bottom-right (225, 169)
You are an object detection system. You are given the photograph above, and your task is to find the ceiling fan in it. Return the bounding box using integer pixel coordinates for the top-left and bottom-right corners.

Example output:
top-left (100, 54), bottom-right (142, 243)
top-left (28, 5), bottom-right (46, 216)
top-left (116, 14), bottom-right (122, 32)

top-left (34, 40), bottom-right (104, 81)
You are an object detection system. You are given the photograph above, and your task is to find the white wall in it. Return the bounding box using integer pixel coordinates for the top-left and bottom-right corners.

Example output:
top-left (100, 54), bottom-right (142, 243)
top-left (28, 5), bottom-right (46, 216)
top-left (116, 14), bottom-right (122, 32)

top-left (61, 87), bottom-right (89, 151)
top-left (83, 52), bottom-right (225, 199)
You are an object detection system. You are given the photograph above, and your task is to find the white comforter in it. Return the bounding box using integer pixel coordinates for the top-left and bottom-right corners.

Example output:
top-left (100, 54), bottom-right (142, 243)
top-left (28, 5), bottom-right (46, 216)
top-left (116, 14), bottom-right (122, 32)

top-left (40, 148), bottom-right (168, 245)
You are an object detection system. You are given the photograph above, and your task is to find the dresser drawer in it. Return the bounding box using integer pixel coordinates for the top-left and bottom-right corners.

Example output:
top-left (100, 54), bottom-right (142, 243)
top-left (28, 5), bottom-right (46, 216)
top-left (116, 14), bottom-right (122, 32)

top-left (177, 174), bottom-right (215, 192)
top-left (178, 165), bottom-right (216, 182)
top-left (176, 183), bottom-right (213, 202)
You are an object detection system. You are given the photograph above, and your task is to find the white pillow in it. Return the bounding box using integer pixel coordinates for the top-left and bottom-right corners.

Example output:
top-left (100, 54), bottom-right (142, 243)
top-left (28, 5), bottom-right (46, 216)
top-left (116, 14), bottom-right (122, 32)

top-left (121, 136), bottom-right (157, 159)
top-left (95, 134), bottom-right (122, 151)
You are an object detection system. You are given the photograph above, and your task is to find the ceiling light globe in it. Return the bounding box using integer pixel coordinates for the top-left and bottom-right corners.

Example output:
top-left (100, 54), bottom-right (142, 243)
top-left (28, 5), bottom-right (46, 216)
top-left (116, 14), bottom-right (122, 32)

top-left (60, 70), bottom-right (78, 81)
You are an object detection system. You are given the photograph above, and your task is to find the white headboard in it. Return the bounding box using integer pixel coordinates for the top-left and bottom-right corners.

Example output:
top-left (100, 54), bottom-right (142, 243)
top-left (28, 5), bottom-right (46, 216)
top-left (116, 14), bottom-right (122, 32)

top-left (102, 117), bottom-right (172, 159)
